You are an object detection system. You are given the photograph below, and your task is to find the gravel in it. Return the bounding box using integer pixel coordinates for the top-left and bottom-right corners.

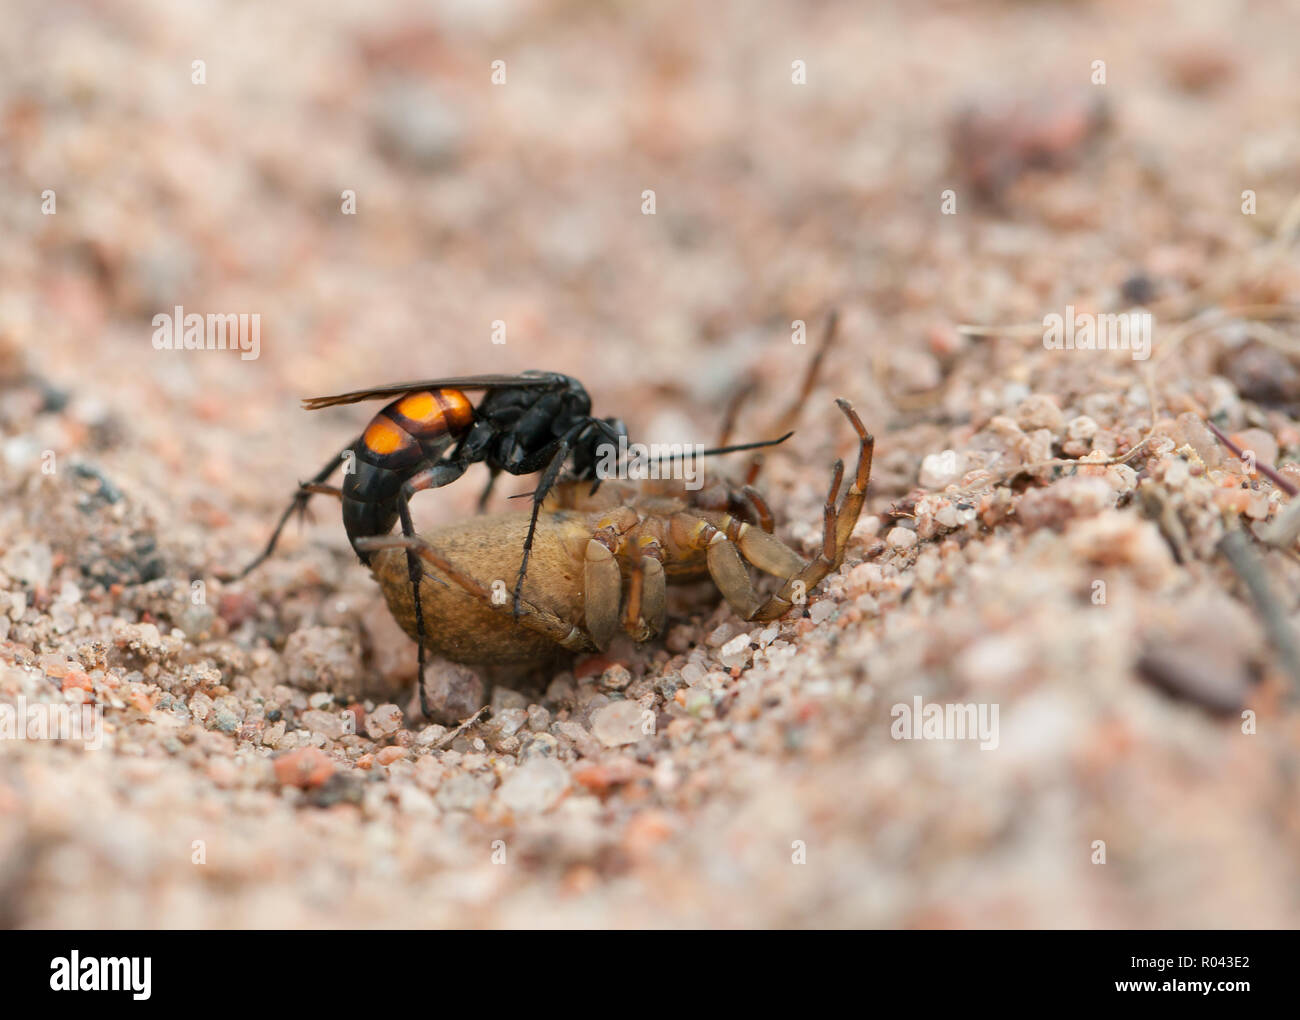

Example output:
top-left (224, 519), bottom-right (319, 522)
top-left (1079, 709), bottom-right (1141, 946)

top-left (2, 0), bottom-right (1299, 930)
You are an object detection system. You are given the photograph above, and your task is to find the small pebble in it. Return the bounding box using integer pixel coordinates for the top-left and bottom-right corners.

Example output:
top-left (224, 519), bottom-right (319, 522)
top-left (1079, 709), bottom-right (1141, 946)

top-left (887, 527), bottom-right (918, 551)
top-left (273, 748), bottom-right (335, 790)
top-left (590, 701), bottom-right (647, 747)
top-left (498, 758), bottom-right (570, 814)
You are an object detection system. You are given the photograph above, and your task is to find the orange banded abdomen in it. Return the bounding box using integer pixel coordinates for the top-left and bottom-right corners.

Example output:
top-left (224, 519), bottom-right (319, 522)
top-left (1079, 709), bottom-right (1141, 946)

top-left (360, 389), bottom-right (474, 463)
top-left (343, 388), bottom-right (476, 559)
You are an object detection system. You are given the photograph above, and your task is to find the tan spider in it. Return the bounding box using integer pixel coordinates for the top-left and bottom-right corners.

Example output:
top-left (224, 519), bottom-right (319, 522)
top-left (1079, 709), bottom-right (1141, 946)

top-left (360, 399), bottom-right (873, 668)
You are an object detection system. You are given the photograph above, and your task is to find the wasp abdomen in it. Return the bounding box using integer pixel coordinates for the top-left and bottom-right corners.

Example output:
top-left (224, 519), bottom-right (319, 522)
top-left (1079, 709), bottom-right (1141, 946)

top-left (385, 389), bottom-right (474, 442)
top-left (360, 390), bottom-right (473, 464)
top-left (343, 389), bottom-right (475, 559)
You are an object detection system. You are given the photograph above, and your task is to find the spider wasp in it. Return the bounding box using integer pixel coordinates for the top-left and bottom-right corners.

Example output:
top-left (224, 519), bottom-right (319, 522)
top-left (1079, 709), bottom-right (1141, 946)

top-left (229, 371), bottom-right (790, 714)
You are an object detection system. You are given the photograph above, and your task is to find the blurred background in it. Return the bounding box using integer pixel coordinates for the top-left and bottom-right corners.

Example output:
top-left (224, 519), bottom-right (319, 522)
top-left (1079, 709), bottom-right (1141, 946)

top-left (2, 0), bottom-right (1300, 927)
top-left (6, 0), bottom-right (1294, 545)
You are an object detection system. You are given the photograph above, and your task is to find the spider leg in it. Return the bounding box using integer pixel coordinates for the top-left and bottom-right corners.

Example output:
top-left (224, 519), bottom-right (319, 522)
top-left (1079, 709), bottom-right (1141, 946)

top-left (748, 460), bottom-right (844, 622)
top-left (705, 532), bottom-right (764, 620)
top-left (669, 513), bottom-right (764, 620)
top-left (636, 538), bottom-right (667, 638)
top-left (731, 518), bottom-right (812, 579)
top-left (770, 310), bottom-right (839, 439)
top-left (680, 398), bottom-right (873, 625)
top-left (621, 561), bottom-right (645, 640)
top-left (619, 552), bottom-right (667, 641)
top-left (740, 485), bottom-right (775, 532)
top-left (584, 535), bottom-right (623, 651)
top-left (747, 310), bottom-right (840, 485)
top-left (750, 399), bottom-right (873, 622)
top-left (831, 399), bottom-right (874, 556)
top-left (716, 379), bottom-right (759, 448)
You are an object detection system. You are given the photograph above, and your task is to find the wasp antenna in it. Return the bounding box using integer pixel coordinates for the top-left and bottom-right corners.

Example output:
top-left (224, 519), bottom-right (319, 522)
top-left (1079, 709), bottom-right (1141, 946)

top-left (647, 430), bottom-right (794, 466)
top-left (694, 430), bottom-right (795, 459)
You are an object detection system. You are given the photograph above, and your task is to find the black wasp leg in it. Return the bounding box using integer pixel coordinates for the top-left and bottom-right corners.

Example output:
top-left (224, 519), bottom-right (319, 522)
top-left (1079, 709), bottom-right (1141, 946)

top-left (397, 459), bottom-right (470, 718)
top-left (510, 438), bottom-right (573, 618)
top-left (505, 417), bottom-right (615, 616)
top-left (396, 498), bottom-right (434, 718)
top-left (477, 468), bottom-right (500, 512)
top-left (222, 445), bottom-right (354, 581)
top-left (584, 420), bottom-right (621, 496)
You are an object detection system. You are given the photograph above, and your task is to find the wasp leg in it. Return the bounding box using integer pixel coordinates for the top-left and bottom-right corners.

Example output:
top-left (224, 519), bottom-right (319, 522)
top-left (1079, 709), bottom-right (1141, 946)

top-left (395, 500), bottom-right (434, 716)
top-left (223, 445), bottom-right (354, 581)
top-left (300, 483), bottom-right (343, 499)
top-left (397, 461), bottom-right (470, 717)
top-left (508, 435), bottom-right (575, 618)
top-left (505, 415), bottom-right (619, 617)
top-left (477, 468), bottom-right (499, 512)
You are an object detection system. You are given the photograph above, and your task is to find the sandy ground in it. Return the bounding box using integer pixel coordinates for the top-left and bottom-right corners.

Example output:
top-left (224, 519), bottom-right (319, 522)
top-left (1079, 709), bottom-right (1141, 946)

top-left (3, 0), bottom-right (1300, 927)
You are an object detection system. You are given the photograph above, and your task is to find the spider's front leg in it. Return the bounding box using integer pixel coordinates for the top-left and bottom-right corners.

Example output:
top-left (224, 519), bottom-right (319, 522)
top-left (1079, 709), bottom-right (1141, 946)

top-left (581, 508), bottom-right (645, 650)
top-left (667, 495), bottom-right (814, 620)
top-left (683, 398), bottom-right (874, 624)
top-left (669, 513), bottom-right (766, 621)
top-left (750, 399), bottom-right (873, 622)
top-left (624, 536), bottom-right (667, 641)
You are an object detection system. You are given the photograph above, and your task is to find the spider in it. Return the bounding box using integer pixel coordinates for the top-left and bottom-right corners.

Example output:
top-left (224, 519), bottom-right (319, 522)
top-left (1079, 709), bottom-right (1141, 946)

top-left (357, 399), bottom-right (872, 685)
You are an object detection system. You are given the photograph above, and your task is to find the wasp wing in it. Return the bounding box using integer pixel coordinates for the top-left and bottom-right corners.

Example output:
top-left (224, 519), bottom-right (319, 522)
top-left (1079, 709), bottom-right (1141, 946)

top-left (302, 374), bottom-right (562, 410)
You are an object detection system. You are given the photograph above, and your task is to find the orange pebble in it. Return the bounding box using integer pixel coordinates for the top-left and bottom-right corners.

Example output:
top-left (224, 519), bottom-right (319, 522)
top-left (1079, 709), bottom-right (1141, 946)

top-left (274, 748), bottom-right (335, 788)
